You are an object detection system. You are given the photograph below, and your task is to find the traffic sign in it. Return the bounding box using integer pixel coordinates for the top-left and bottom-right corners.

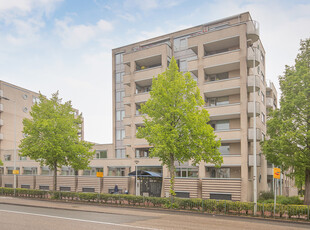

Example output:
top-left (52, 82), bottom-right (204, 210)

top-left (13, 170), bottom-right (19, 175)
top-left (96, 172), bottom-right (103, 178)
top-left (273, 168), bottom-right (281, 179)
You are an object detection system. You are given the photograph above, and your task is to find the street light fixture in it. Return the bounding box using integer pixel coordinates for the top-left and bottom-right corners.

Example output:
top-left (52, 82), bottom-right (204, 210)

top-left (134, 159), bottom-right (139, 196)
top-left (0, 96), bottom-right (17, 196)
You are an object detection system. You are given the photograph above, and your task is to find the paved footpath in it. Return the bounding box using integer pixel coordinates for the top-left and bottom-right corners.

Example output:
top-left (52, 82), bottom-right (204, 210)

top-left (0, 197), bottom-right (309, 230)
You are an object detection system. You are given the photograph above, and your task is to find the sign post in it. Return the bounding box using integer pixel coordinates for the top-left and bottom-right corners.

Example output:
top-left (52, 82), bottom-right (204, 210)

top-left (96, 172), bottom-right (103, 202)
top-left (273, 167), bottom-right (281, 217)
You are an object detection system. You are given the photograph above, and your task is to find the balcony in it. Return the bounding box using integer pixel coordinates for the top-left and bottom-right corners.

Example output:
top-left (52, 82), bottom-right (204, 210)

top-left (206, 103), bottom-right (240, 120)
top-left (0, 90), bottom-right (3, 97)
top-left (0, 133), bottom-right (3, 140)
top-left (247, 101), bottom-right (260, 117)
top-left (123, 116), bottom-right (131, 126)
top-left (134, 93), bottom-right (150, 103)
top-left (0, 119), bottom-right (3, 126)
top-left (246, 21), bottom-right (260, 43)
top-left (215, 129), bottom-right (241, 143)
top-left (267, 168), bottom-right (273, 176)
top-left (248, 154), bottom-right (261, 167)
top-left (202, 78), bottom-right (240, 98)
top-left (247, 75), bottom-right (260, 92)
top-left (0, 104), bottom-right (3, 112)
top-left (247, 47), bottom-right (260, 67)
top-left (266, 97), bottom-right (274, 109)
top-left (133, 66), bottom-right (162, 82)
top-left (248, 128), bottom-right (262, 141)
top-left (123, 95), bottom-right (131, 105)
top-left (123, 74), bottom-right (131, 86)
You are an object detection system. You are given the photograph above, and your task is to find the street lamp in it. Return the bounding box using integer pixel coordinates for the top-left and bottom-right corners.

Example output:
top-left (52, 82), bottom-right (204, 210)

top-left (0, 96), bottom-right (17, 196)
top-left (134, 159), bottom-right (139, 196)
top-left (249, 42), bottom-right (258, 215)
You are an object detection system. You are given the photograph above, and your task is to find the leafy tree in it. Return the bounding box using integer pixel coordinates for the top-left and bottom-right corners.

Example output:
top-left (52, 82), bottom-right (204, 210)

top-left (261, 39), bottom-right (310, 204)
top-left (0, 159), bottom-right (3, 166)
top-left (19, 92), bottom-right (94, 191)
top-left (137, 57), bottom-right (222, 198)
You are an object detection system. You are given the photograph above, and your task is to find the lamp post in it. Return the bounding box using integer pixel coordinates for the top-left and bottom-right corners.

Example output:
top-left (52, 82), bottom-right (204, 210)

top-left (1, 96), bottom-right (17, 196)
top-left (249, 43), bottom-right (258, 215)
top-left (134, 159), bottom-right (139, 196)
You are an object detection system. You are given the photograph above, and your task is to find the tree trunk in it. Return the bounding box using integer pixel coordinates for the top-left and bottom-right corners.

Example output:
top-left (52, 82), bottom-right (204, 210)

top-left (53, 162), bottom-right (57, 191)
top-left (304, 168), bottom-right (310, 205)
top-left (169, 154), bottom-right (175, 202)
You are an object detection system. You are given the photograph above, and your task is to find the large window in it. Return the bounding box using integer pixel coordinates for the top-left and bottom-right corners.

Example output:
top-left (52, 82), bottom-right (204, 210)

top-left (136, 103), bottom-right (142, 115)
top-left (261, 112), bottom-right (265, 124)
top-left (4, 155), bottom-right (11, 161)
top-left (83, 167), bottom-right (103, 176)
top-left (96, 150), bottom-right (107, 159)
top-left (176, 167), bottom-right (198, 178)
top-left (23, 167), bottom-right (37, 175)
top-left (116, 129), bottom-right (125, 141)
top-left (208, 96), bottom-right (229, 107)
top-left (116, 72), bottom-right (124, 83)
top-left (60, 167), bottom-right (75, 176)
top-left (115, 53), bottom-right (123, 65)
top-left (219, 144), bottom-right (230, 155)
top-left (115, 149), bottom-right (126, 158)
top-left (206, 72), bottom-right (229, 82)
top-left (135, 148), bottom-right (150, 158)
top-left (206, 167), bottom-right (241, 178)
top-left (116, 91), bottom-right (125, 102)
top-left (211, 120), bottom-right (230, 131)
top-left (116, 110), bottom-right (125, 121)
top-left (41, 167), bottom-right (52, 175)
top-left (108, 167), bottom-right (130, 176)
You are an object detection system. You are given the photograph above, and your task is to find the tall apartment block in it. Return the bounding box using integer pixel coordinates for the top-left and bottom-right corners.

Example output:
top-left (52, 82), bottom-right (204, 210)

top-left (111, 12), bottom-right (278, 201)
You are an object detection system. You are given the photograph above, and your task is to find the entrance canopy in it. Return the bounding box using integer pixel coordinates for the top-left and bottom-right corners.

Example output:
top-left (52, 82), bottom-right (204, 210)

top-left (128, 170), bottom-right (162, 177)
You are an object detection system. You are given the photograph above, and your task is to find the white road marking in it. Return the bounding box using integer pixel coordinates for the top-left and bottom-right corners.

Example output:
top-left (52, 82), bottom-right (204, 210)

top-left (0, 209), bottom-right (160, 230)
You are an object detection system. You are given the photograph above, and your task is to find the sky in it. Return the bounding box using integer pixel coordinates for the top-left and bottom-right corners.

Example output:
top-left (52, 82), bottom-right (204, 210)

top-left (0, 0), bottom-right (309, 144)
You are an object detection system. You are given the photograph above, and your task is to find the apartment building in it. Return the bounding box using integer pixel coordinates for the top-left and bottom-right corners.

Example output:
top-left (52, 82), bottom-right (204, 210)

top-left (110, 12), bottom-right (279, 202)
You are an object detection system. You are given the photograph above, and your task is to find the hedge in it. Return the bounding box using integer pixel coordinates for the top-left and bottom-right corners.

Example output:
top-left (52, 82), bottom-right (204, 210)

top-left (0, 187), bottom-right (309, 221)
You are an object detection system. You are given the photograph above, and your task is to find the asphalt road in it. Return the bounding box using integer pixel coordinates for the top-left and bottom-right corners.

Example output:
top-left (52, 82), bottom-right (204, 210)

top-left (0, 202), bottom-right (309, 230)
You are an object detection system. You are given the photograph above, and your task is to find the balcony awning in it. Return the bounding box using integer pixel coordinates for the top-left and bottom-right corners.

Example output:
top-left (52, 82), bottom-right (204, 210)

top-left (128, 170), bottom-right (162, 177)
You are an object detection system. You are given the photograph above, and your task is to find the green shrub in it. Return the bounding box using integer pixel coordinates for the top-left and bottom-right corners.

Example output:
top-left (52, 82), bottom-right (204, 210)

top-left (258, 191), bottom-right (274, 202)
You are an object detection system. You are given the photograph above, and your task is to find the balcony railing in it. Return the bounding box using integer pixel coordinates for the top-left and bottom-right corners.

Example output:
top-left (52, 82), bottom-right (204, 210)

top-left (246, 20), bottom-right (260, 43)
top-left (0, 104), bottom-right (3, 112)
top-left (247, 47), bottom-right (260, 67)
top-left (248, 128), bottom-right (262, 141)
top-left (247, 75), bottom-right (260, 92)
top-left (247, 101), bottom-right (260, 117)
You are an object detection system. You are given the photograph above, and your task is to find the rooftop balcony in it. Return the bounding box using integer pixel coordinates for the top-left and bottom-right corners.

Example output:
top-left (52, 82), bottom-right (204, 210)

top-left (247, 75), bottom-right (260, 92)
top-left (248, 128), bottom-right (262, 141)
top-left (247, 101), bottom-right (260, 117)
top-left (247, 47), bottom-right (260, 68)
top-left (202, 78), bottom-right (240, 98)
top-left (206, 103), bottom-right (240, 121)
top-left (246, 21), bottom-right (260, 43)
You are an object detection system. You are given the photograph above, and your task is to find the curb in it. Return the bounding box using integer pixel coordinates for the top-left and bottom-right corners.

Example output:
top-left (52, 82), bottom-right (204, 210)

top-left (0, 197), bottom-right (310, 226)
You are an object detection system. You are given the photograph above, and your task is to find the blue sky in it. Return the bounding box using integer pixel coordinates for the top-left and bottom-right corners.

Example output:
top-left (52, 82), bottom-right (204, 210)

top-left (1, 0), bottom-right (310, 144)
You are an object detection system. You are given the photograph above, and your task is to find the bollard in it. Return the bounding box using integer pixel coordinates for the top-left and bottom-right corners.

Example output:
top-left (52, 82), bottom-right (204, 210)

top-left (262, 203), bottom-right (264, 218)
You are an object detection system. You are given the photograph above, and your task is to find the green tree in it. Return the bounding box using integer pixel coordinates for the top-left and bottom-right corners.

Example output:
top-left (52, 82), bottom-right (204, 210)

top-left (261, 39), bottom-right (310, 204)
top-left (19, 92), bottom-right (94, 191)
top-left (0, 159), bottom-right (3, 166)
top-left (137, 57), bottom-right (222, 197)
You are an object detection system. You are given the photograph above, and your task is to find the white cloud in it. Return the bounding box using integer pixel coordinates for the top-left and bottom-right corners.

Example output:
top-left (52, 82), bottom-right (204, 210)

top-left (54, 18), bottom-right (113, 49)
top-left (0, 0), bottom-right (63, 14)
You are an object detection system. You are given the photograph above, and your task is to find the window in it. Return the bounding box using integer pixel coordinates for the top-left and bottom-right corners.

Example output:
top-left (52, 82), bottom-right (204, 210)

top-left (210, 168), bottom-right (230, 178)
top-left (174, 36), bottom-right (189, 51)
top-left (211, 120), bottom-right (230, 131)
top-left (41, 167), bottom-right (52, 175)
top-left (83, 167), bottom-right (103, 176)
top-left (4, 155), bottom-right (11, 161)
top-left (7, 167), bottom-right (20, 175)
top-left (116, 110), bottom-right (125, 121)
top-left (108, 167), bottom-right (130, 176)
top-left (60, 167), bottom-right (75, 176)
top-left (206, 72), bottom-right (229, 81)
top-left (176, 167), bottom-right (198, 178)
top-left (135, 148), bottom-right (150, 158)
top-left (208, 96), bottom-right (229, 107)
top-left (23, 167), bottom-right (37, 175)
top-left (116, 72), bottom-right (124, 83)
top-left (116, 129), bottom-right (125, 140)
top-left (19, 156), bottom-right (27, 161)
top-left (219, 144), bottom-right (230, 155)
top-left (261, 92), bottom-right (265, 103)
top-left (115, 53), bottom-right (123, 65)
top-left (261, 112), bottom-right (265, 124)
top-left (116, 91), bottom-right (125, 102)
top-left (115, 149), bottom-right (126, 158)
top-left (179, 60), bottom-right (187, 72)
top-left (96, 150), bottom-right (107, 159)
top-left (136, 103), bottom-right (142, 115)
